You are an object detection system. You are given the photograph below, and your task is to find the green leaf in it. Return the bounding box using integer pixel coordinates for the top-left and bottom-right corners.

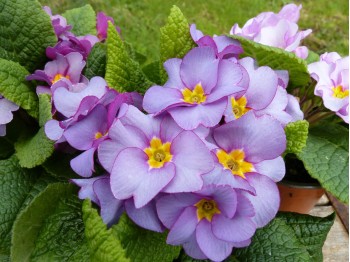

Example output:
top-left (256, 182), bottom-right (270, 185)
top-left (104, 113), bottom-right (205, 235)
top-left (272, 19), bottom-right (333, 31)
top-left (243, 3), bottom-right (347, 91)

top-left (11, 183), bottom-right (77, 261)
top-left (0, 156), bottom-right (53, 257)
top-left (277, 212), bottom-right (335, 261)
top-left (15, 127), bottom-right (54, 168)
top-left (0, 138), bottom-right (13, 160)
top-left (305, 51), bottom-right (320, 64)
top-left (84, 42), bottom-right (107, 79)
top-left (0, 0), bottom-right (57, 72)
top-left (0, 59), bottom-right (38, 119)
top-left (29, 195), bottom-right (88, 261)
top-left (43, 151), bottom-right (79, 179)
top-left (113, 214), bottom-right (181, 262)
top-left (143, 61), bottom-right (162, 84)
top-left (38, 94), bottom-right (52, 127)
top-left (297, 123), bottom-right (349, 203)
top-left (159, 6), bottom-right (196, 83)
top-left (62, 5), bottom-right (96, 36)
top-left (105, 22), bottom-right (152, 93)
top-left (285, 120), bottom-right (309, 154)
top-left (230, 35), bottom-right (310, 89)
top-left (82, 200), bottom-right (130, 262)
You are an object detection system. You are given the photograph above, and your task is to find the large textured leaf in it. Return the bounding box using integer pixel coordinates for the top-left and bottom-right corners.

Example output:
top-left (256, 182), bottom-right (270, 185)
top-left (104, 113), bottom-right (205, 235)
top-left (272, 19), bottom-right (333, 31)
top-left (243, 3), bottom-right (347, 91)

top-left (277, 212), bottom-right (335, 261)
top-left (38, 94), bottom-right (52, 127)
top-left (84, 42), bottom-right (107, 79)
top-left (234, 212), bottom-right (335, 261)
top-left (285, 120), bottom-right (309, 154)
top-left (159, 6), bottom-right (196, 83)
top-left (297, 123), bottom-right (349, 203)
top-left (113, 214), bottom-right (181, 262)
top-left (0, 156), bottom-right (54, 257)
top-left (0, 0), bottom-right (57, 72)
top-left (105, 22), bottom-right (152, 93)
top-left (0, 59), bottom-right (38, 119)
top-left (143, 61), bottom-right (161, 85)
top-left (82, 200), bottom-right (129, 262)
top-left (29, 196), bottom-right (88, 261)
top-left (62, 5), bottom-right (96, 36)
top-left (11, 183), bottom-right (77, 261)
top-left (230, 35), bottom-right (310, 89)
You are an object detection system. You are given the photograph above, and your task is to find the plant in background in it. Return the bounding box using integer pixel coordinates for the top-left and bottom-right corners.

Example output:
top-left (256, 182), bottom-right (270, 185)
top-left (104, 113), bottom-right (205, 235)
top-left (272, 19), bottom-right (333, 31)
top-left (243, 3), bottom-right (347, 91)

top-left (0, 1), bottom-right (347, 262)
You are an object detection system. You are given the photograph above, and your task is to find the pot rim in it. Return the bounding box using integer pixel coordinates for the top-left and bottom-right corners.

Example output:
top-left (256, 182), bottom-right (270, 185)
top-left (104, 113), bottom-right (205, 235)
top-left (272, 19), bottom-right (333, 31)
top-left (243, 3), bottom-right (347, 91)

top-left (278, 178), bottom-right (323, 189)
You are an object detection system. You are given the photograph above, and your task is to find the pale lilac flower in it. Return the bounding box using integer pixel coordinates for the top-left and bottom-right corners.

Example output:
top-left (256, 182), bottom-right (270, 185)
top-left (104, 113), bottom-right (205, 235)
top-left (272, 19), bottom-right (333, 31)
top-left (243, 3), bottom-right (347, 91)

top-left (143, 47), bottom-right (247, 130)
top-left (202, 112), bottom-right (286, 227)
top-left (156, 185), bottom-right (256, 261)
top-left (27, 52), bottom-right (86, 93)
top-left (308, 52), bottom-right (349, 123)
top-left (224, 58), bottom-right (303, 125)
top-left (0, 96), bottom-right (19, 136)
top-left (190, 24), bottom-right (243, 59)
top-left (230, 4), bottom-right (312, 59)
top-left (43, 6), bottom-right (72, 39)
top-left (98, 104), bottom-right (214, 208)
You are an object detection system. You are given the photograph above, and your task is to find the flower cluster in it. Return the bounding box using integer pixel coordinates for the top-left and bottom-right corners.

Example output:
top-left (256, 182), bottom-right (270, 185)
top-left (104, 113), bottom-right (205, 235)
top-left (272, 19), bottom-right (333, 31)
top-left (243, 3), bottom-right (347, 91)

top-left (308, 52), bottom-right (349, 123)
top-left (230, 4), bottom-right (312, 59)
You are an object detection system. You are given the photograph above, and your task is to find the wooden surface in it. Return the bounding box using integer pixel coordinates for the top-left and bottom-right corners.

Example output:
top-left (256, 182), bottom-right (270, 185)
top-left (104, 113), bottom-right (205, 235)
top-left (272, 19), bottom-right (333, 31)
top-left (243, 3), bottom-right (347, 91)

top-left (309, 195), bottom-right (349, 262)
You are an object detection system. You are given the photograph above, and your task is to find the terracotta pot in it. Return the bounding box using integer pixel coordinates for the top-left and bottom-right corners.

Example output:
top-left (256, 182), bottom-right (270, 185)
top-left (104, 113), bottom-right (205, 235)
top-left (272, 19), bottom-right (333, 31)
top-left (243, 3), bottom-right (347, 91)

top-left (278, 179), bottom-right (325, 214)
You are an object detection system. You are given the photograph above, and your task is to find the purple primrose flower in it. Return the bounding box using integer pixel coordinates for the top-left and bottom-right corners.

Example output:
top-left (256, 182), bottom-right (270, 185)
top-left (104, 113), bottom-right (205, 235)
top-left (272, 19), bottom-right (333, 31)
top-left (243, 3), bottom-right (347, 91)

top-left (43, 6), bottom-right (72, 39)
top-left (143, 47), bottom-right (247, 130)
top-left (308, 52), bottom-right (349, 123)
top-left (157, 185), bottom-right (256, 261)
top-left (0, 96), bottom-right (19, 136)
top-left (98, 104), bottom-right (214, 208)
top-left (230, 4), bottom-right (312, 59)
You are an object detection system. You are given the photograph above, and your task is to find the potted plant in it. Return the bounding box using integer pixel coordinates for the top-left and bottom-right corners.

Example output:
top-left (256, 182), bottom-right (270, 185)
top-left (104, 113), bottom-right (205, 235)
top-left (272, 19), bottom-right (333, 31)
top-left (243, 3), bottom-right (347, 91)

top-left (0, 0), bottom-right (347, 261)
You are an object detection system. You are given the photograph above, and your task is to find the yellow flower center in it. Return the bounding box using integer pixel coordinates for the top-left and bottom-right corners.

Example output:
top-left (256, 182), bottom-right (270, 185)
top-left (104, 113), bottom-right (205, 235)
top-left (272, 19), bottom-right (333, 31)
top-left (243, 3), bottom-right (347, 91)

top-left (52, 74), bottom-right (70, 84)
top-left (231, 96), bottom-right (250, 119)
top-left (182, 83), bottom-right (207, 104)
top-left (144, 137), bottom-right (172, 168)
top-left (332, 85), bottom-right (349, 99)
top-left (95, 132), bottom-right (104, 140)
top-left (195, 199), bottom-right (221, 222)
top-left (216, 149), bottom-right (254, 179)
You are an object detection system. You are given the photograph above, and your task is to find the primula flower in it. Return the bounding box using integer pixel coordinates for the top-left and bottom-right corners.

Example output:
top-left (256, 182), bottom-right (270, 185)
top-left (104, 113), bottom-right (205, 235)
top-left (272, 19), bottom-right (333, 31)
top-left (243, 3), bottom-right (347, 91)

top-left (308, 52), bottom-right (349, 123)
top-left (43, 6), bottom-right (72, 39)
top-left (202, 112), bottom-right (286, 226)
top-left (230, 4), bottom-right (312, 59)
top-left (98, 104), bottom-right (214, 208)
top-left (224, 58), bottom-right (303, 125)
top-left (190, 24), bottom-right (243, 59)
top-left (96, 12), bottom-right (121, 41)
top-left (27, 52), bottom-right (86, 93)
top-left (46, 34), bottom-right (99, 60)
top-left (143, 47), bottom-right (247, 130)
top-left (0, 96), bottom-right (19, 136)
top-left (156, 185), bottom-right (256, 261)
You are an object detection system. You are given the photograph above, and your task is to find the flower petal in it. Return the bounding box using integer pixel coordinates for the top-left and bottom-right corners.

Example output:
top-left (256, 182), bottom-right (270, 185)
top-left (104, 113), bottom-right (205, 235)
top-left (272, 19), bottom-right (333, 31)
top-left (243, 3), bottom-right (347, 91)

top-left (254, 156), bottom-right (285, 182)
top-left (163, 58), bottom-right (186, 89)
top-left (70, 148), bottom-right (96, 177)
top-left (183, 232), bottom-right (208, 260)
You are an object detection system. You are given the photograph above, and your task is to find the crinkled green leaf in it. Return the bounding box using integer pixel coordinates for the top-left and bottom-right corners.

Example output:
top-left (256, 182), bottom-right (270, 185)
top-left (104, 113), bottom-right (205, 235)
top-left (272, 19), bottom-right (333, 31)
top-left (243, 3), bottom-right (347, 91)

top-left (143, 61), bottom-right (161, 85)
top-left (11, 183), bottom-right (76, 262)
top-left (38, 94), bottom-right (52, 127)
top-left (230, 35), bottom-right (310, 89)
top-left (15, 127), bottom-right (54, 168)
top-left (124, 42), bottom-right (147, 66)
top-left (0, 156), bottom-right (54, 257)
top-left (233, 212), bottom-right (335, 261)
top-left (105, 22), bottom-right (152, 93)
top-left (0, 59), bottom-right (38, 118)
top-left (277, 212), bottom-right (335, 261)
top-left (297, 123), bottom-right (349, 203)
top-left (0, 0), bottom-right (57, 72)
top-left (43, 151), bottom-right (79, 179)
top-left (113, 214), bottom-right (181, 262)
top-left (62, 5), bottom-right (96, 36)
top-left (159, 6), bottom-right (196, 83)
top-left (84, 42), bottom-right (107, 79)
top-left (30, 196), bottom-right (88, 261)
top-left (82, 200), bottom-right (129, 262)
top-left (285, 120), bottom-right (309, 154)
top-left (0, 138), bottom-right (13, 160)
